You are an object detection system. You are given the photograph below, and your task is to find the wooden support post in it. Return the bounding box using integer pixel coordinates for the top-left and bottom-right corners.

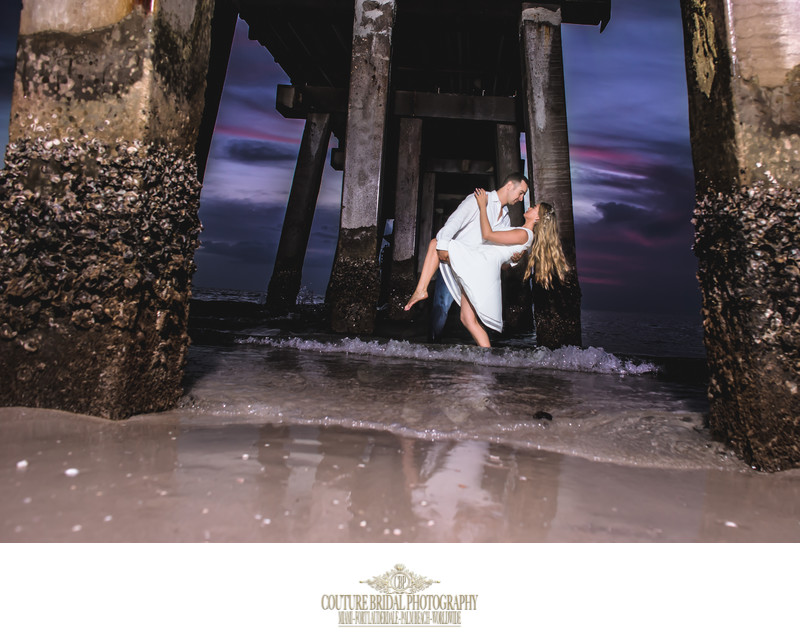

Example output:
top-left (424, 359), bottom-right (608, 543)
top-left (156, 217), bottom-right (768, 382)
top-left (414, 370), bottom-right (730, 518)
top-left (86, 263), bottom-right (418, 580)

top-left (521, 4), bottom-right (582, 348)
top-left (326, 0), bottom-right (396, 334)
top-left (266, 112), bottom-right (333, 313)
top-left (495, 123), bottom-right (525, 226)
top-left (680, 0), bottom-right (800, 470)
top-left (495, 123), bottom-right (533, 334)
top-left (417, 172), bottom-right (436, 274)
top-left (0, 0), bottom-right (213, 418)
top-left (196, 0), bottom-right (239, 182)
top-left (387, 117), bottom-right (423, 319)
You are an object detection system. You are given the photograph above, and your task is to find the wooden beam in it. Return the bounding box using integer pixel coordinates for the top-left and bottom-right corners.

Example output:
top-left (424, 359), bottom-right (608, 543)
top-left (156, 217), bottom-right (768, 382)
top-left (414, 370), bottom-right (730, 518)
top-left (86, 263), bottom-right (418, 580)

top-left (330, 154), bottom-right (496, 175)
top-left (238, 0), bottom-right (610, 27)
top-left (277, 84), bottom-right (517, 122)
top-left (394, 91), bottom-right (517, 123)
top-left (276, 85), bottom-right (345, 118)
top-left (423, 158), bottom-right (495, 175)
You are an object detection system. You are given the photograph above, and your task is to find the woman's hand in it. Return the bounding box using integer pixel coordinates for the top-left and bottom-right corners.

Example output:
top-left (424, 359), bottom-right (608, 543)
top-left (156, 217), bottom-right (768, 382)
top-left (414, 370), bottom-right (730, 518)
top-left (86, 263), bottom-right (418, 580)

top-left (474, 187), bottom-right (488, 208)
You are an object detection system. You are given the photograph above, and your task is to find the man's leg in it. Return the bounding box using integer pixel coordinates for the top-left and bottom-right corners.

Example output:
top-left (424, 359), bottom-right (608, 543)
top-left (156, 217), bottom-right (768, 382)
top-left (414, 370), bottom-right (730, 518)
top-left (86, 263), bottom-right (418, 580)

top-left (429, 275), bottom-right (453, 342)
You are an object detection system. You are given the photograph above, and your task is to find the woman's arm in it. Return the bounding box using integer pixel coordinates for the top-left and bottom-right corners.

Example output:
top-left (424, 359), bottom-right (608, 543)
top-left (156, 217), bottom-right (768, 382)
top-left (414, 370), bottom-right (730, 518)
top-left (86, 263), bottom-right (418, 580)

top-left (475, 188), bottom-right (530, 246)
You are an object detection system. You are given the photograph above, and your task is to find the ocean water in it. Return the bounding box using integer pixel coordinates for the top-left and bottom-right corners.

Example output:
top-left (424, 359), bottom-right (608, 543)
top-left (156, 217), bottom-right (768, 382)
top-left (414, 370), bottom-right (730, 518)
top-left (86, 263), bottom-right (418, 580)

top-left (190, 287), bottom-right (706, 358)
top-left (184, 288), bottom-right (729, 471)
top-left (4, 288), bottom-right (797, 545)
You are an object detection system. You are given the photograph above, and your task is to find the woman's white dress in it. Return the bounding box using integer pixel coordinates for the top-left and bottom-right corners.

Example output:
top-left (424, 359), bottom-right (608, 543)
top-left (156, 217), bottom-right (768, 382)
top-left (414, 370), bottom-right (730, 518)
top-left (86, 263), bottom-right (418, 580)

top-left (442, 227), bottom-right (534, 332)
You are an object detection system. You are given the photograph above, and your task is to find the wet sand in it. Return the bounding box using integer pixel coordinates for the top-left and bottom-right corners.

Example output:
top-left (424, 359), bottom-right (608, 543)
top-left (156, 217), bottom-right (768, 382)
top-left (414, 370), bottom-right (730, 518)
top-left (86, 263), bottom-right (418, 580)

top-left (3, 406), bottom-right (800, 542)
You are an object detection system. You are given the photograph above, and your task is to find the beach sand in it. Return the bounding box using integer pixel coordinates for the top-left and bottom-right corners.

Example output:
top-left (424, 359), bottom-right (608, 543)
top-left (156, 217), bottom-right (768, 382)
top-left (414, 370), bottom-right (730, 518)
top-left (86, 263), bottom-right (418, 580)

top-left (3, 404), bottom-right (799, 543)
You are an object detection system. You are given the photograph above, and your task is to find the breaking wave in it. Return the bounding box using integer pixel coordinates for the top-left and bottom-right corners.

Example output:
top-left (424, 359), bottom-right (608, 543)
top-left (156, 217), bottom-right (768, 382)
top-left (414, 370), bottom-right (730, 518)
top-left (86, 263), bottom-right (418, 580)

top-left (234, 335), bottom-right (658, 376)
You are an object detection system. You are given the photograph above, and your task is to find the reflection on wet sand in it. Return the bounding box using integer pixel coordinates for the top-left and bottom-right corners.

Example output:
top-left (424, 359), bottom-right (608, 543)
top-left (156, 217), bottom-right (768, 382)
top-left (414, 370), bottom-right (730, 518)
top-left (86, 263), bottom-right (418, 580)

top-left (3, 408), bottom-right (799, 542)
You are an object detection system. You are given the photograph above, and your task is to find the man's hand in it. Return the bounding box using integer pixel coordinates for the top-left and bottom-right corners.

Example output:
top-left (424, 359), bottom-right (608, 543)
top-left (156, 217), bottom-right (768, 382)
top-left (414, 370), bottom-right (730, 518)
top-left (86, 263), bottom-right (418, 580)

top-left (502, 250), bottom-right (527, 271)
top-left (437, 249), bottom-right (450, 264)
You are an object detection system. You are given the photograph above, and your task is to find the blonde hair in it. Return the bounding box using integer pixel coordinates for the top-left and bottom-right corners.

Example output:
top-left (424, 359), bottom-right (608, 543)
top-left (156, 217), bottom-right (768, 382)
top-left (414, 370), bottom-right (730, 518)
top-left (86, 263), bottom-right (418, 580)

top-left (523, 202), bottom-right (569, 289)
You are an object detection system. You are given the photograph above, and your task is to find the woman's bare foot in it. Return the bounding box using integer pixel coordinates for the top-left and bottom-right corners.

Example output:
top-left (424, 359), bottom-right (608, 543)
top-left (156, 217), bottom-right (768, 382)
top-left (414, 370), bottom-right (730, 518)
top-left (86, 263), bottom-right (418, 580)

top-left (404, 289), bottom-right (428, 311)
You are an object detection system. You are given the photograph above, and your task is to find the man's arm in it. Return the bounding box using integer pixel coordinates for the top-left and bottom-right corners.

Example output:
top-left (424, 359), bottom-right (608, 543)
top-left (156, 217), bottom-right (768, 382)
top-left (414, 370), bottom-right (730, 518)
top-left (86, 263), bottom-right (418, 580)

top-left (475, 188), bottom-right (530, 246)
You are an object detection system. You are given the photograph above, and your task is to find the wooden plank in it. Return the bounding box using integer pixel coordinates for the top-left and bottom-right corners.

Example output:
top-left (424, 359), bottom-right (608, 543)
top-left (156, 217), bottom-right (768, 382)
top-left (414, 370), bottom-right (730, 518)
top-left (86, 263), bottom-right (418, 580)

top-left (393, 91), bottom-right (516, 123)
top-left (277, 84), bottom-right (517, 123)
top-left (423, 158), bottom-right (495, 175)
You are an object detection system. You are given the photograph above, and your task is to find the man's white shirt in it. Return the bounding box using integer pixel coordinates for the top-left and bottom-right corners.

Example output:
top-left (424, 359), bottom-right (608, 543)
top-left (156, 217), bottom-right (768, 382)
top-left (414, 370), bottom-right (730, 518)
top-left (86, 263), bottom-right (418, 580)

top-left (435, 190), bottom-right (511, 251)
top-left (434, 191), bottom-right (517, 305)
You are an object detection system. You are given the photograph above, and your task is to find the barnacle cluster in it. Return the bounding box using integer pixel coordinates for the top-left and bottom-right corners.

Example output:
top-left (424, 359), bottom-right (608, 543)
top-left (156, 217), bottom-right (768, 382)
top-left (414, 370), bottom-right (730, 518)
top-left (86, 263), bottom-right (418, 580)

top-left (327, 227), bottom-right (382, 334)
top-left (693, 182), bottom-right (800, 470)
top-left (0, 135), bottom-right (202, 416)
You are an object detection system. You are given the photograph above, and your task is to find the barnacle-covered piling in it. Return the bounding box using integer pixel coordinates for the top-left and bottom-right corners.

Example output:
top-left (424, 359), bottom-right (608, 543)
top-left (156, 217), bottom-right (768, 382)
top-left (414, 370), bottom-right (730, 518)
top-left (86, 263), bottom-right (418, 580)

top-left (0, 0), bottom-right (213, 418)
top-left (327, 0), bottom-right (396, 334)
top-left (0, 137), bottom-right (201, 417)
top-left (681, 0), bottom-right (800, 469)
top-left (693, 184), bottom-right (800, 470)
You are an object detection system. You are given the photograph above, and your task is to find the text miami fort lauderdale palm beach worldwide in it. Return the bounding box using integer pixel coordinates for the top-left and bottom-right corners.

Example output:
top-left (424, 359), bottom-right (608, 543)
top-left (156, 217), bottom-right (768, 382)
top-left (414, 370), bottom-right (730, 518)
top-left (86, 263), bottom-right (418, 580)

top-left (321, 593), bottom-right (478, 627)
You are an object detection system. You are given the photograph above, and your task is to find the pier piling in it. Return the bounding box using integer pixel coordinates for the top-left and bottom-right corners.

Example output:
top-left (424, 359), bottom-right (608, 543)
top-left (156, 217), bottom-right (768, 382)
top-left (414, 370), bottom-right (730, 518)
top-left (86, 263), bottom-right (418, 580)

top-left (387, 117), bottom-right (423, 320)
top-left (326, 0), bottom-right (396, 334)
top-left (267, 112), bottom-right (333, 313)
top-left (681, 0), bottom-right (800, 470)
top-left (0, 0), bottom-right (213, 418)
top-left (521, 5), bottom-right (582, 349)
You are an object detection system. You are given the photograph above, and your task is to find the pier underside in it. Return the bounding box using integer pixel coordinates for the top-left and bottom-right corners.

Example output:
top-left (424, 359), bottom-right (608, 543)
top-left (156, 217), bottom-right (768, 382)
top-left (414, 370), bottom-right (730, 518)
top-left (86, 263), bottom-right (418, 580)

top-left (237, 0), bottom-right (606, 340)
top-left (2, 0), bottom-right (798, 473)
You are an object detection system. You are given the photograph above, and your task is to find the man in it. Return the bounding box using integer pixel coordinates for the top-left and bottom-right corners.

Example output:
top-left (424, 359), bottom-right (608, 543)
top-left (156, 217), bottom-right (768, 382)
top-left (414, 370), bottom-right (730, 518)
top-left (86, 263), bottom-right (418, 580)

top-left (429, 173), bottom-right (529, 341)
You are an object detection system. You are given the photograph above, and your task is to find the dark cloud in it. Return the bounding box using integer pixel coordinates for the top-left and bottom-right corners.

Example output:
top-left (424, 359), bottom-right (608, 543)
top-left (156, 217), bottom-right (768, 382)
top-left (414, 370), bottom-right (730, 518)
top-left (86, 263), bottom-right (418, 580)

top-left (575, 204), bottom-right (700, 314)
top-left (593, 201), bottom-right (649, 226)
top-left (194, 198), bottom-right (340, 295)
top-left (564, 0), bottom-right (691, 163)
top-left (197, 239), bottom-right (274, 265)
top-left (572, 136), bottom-right (699, 314)
top-left (0, 1), bottom-right (20, 43)
top-left (592, 201), bottom-right (692, 240)
top-left (197, 198), bottom-right (286, 242)
top-left (225, 138), bottom-right (298, 164)
top-left (0, 2), bottom-right (20, 78)
top-left (575, 197), bottom-right (700, 314)
top-left (223, 85), bottom-right (280, 117)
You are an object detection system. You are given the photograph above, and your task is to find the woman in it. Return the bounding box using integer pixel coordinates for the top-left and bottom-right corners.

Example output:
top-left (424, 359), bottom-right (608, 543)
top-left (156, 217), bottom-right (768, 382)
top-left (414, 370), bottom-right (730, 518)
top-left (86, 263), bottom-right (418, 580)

top-left (405, 188), bottom-right (569, 347)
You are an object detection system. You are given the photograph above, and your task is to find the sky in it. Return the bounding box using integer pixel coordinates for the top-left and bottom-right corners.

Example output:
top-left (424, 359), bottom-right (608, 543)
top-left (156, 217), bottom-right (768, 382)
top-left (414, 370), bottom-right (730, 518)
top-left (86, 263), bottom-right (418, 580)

top-left (0, 0), bottom-right (701, 315)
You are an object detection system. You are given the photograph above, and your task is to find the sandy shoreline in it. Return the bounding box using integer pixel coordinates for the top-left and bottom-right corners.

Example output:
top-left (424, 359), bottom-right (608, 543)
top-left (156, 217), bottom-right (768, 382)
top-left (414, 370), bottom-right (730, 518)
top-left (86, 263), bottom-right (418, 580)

top-left (3, 406), bottom-right (799, 543)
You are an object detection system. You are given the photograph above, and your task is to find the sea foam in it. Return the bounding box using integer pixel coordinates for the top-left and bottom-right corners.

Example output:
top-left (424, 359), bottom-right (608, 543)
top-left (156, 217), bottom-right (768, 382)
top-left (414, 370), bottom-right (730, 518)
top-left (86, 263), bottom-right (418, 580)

top-left (235, 335), bottom-right (657, 376)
